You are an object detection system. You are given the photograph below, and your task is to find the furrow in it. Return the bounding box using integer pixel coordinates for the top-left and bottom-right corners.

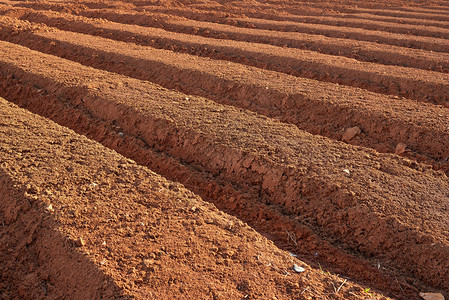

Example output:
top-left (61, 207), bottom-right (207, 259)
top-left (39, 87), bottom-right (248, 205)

top-left (76, 5), bottom-right (449, 54)
top-left (2, 15), bottom-right (449, 107)
top-left (148, 18), bottom-right (449, 72)
top-left (338, 12), bottom-right (449, 30)
top-left (180, 5), bottom-right (449, 40)
top-left (2, 1), bottom-right (449, 299)
top-left (1, 97), bottom-right (379, 299)
top-left (7, 7), bottom-right (449, 73)
top-left (346, 7), bottom-right (449, 22)
top-left (11, 4), bottom-right (449, 52)
top-left (279, 15), bottom-right (449, 40)
top-left (380, 6), bottom-right (449, 13)
top-left (2, 15), bottom-right (449, 168)
top-left (0, 39), bottom-right (448, 297)
top-left (227, 16), bottom-right (449, 53)
top-left (142, 20), bottom-right (449, 73)
top-left (114, 3), bottom-right (449, 40)
top-left (416, 5), bottom-right (449, 12)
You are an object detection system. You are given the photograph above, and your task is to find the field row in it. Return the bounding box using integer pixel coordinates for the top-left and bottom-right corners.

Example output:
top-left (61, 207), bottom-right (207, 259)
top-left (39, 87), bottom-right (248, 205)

top-left (2, 96), bottom-right (388, 299)
top-left (1, 14), bottom-right (449, 168)
top-left (1, 1), bottom-right (448, 298)
top-left (0, 37), bottom-right (448, 298)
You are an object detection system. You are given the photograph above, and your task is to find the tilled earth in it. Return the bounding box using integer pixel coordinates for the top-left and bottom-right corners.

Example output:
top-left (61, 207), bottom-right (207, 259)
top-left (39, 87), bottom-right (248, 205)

top-left (0, 0), bottom-right (448, 299)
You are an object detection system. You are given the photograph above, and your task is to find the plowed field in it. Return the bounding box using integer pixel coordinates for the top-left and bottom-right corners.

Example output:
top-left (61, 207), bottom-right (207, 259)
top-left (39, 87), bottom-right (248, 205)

top-left (0, 0), bottom-right (448, 299)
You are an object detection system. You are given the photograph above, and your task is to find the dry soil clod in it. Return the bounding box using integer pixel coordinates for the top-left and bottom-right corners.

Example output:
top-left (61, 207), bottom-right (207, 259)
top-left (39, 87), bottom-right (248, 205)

top-left (342, 126), bottom-right (361, 142)
top-left (395, 143), bottom-right (407, 155)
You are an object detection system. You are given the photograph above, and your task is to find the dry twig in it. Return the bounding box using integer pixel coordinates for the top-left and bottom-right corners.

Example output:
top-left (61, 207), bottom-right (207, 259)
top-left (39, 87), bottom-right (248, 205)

top-left (286, 229), bottom-right (297, 246)
top-left (336, 279), bottom-right (347, 294)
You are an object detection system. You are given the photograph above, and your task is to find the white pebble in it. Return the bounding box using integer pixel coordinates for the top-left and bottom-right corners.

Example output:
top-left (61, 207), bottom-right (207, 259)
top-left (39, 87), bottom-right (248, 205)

top-left (293, 264), bottom-right (306, 273)
top-left (46, 204), bottom-right (54, 212)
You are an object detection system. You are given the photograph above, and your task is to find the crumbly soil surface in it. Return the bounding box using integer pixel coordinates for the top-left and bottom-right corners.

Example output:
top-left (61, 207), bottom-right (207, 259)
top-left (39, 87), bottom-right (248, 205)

top-left (1, 98), bottom-right (390, 299)
top-left (0, 0), bottom-right (448, 299)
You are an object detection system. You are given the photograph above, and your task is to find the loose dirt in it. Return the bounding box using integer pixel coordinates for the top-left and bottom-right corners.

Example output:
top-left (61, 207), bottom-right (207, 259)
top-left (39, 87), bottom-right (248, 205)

top-left (0, 0), bottom-right (448, 299)
top-left (1, 98), bottom-right (389, 299)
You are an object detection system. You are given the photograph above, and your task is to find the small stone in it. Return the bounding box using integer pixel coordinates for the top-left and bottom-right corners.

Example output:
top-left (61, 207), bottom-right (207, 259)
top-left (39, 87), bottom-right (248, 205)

top-left (118, 132), bottom-right (124, 137)
top-left (343, 169), bottom-right (350, 175)
top-left (76, 237), bottom-right (86, 247)
top-left (342, 126), bottom-right (361, 142)
top-left (419, 293), bottom-right (445, 300)
top-left (419, 293), bottom-right (444, 300)
top-left (395, 143), bottom-right (407, 155)
top-left (46, 204), bottom-right (54, 212)
top-left (293, 264), bottom-right (306, 273)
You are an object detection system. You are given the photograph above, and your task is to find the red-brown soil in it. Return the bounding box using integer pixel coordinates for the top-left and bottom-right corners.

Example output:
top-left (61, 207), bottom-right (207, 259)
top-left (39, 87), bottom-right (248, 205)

top-left (1, 97), bottom-right (391, 299)
top-left (4, 8), bottom-right (449, 107)
top-left (5, 7), bottom-right (449, 73)
top-left (96, 5), bottom-right (449, 53)
top-left (0, 0), bottom-right (448, 299)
